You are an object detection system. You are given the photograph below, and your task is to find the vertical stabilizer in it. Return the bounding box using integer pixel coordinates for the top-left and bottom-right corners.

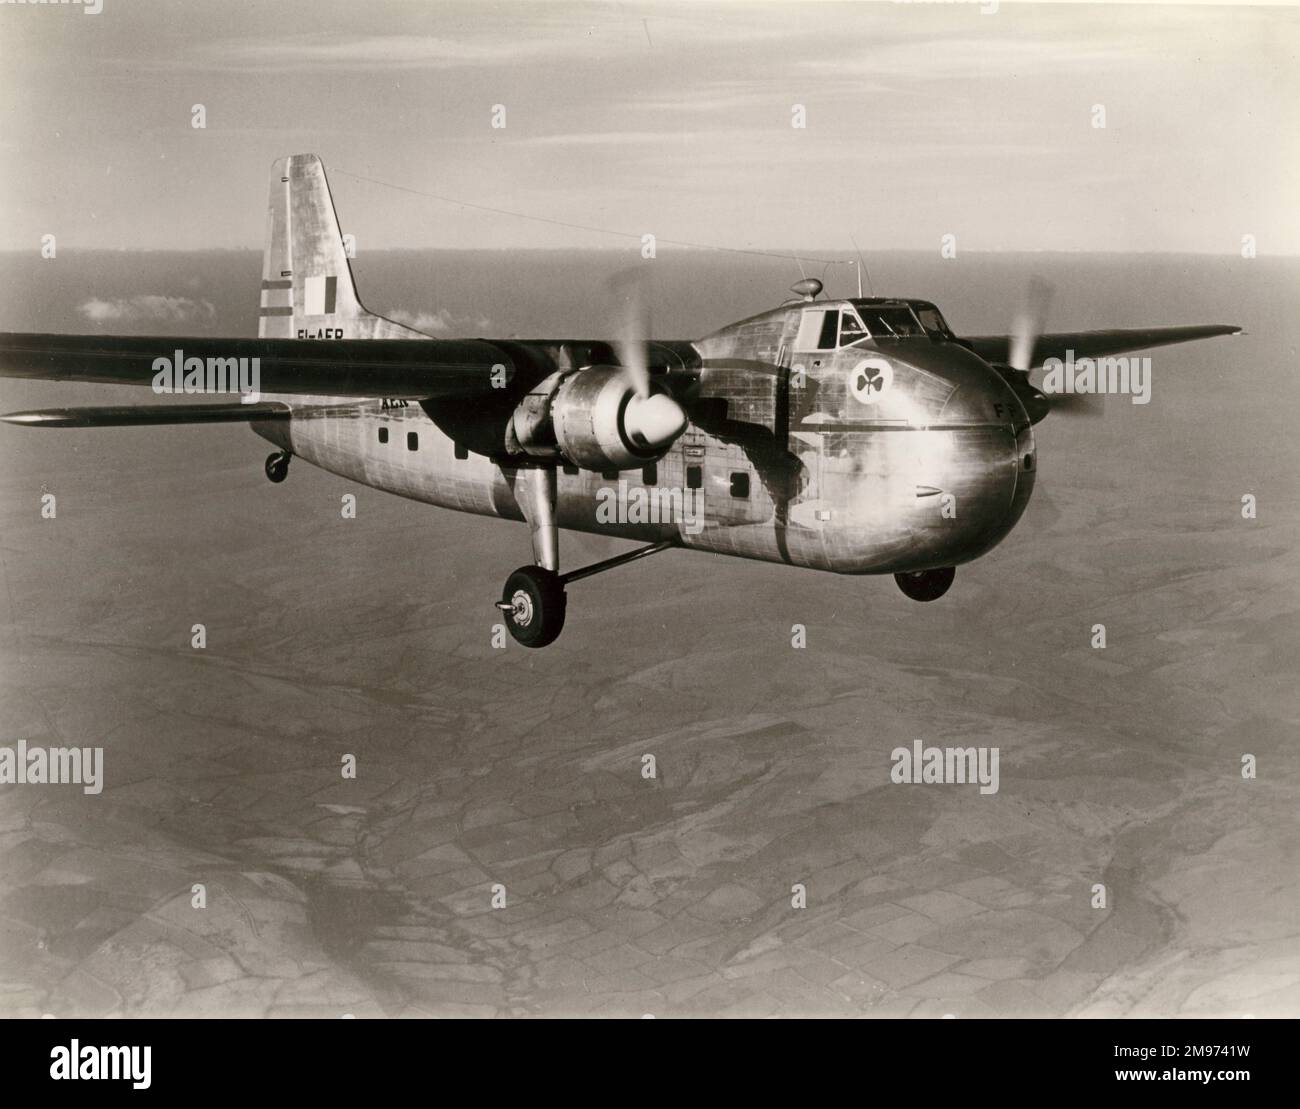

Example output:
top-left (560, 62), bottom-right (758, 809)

top-left (258, 154), bottom-right (428, 340)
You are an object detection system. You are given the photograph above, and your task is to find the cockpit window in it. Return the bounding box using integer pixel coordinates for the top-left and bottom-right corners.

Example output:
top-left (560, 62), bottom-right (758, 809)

top-left (818, 310), bottom-right (840, 350)
top-left (914, 306), bottom-right (951, 338)
top-left (796, 303), bottom-right (931, 351)
top-left (839, 309), bottom-right (868, 346)
top-left (855, 306), bottom-right (926, 339)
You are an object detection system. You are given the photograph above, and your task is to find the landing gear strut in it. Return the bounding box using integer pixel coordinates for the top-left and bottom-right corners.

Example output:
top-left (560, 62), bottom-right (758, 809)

top-left (265, 451), bottom-right (291, 484)
top-left (895, 566), bottom-right (955, 602)
top-left (494, 463), bottom-right (674, 647)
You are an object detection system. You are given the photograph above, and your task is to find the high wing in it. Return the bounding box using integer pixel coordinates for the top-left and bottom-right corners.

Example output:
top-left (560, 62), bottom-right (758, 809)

top-left (962, 324), bottom-right (1242, 369)
top-left (0, 332), bottom-right (514, 400)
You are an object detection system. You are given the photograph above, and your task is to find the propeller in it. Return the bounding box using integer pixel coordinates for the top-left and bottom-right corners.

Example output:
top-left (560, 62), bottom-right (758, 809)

top-left (1006, 277), bottom-right (1103, 420)
top-left (624, 392), bottom-right (688, 449)
top-left (608, 267), bottom-right (686, 449)
top-left (610, 267), bottom-right (653, 398)
top-left (1009, 276), bottom-right (1054, 373)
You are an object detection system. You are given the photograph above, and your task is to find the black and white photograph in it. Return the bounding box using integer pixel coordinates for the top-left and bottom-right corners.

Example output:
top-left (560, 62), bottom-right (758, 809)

top-left (0, 0), bottom-right (1296, 1072)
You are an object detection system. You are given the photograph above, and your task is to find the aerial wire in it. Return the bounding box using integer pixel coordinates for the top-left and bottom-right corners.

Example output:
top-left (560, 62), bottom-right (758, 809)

top-left (334, 167), bottom-right (858, 271)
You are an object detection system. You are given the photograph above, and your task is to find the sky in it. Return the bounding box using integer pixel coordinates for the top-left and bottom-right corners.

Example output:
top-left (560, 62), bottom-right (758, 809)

top-left (1, 0), bottom-right (1296, 254)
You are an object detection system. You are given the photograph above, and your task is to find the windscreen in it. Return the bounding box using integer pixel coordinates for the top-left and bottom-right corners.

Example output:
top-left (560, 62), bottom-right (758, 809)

top-left (852, 306), bottom-right (926, 339)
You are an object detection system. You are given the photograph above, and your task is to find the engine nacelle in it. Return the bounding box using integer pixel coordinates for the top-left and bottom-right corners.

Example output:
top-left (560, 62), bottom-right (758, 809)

top-left (508, 366), bottom-right (687, 472)
top-left (991, 364), bottom-right (1050, 426)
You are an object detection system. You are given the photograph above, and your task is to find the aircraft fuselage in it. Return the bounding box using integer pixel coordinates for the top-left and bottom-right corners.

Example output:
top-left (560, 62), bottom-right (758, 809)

top-left (256, 299), bottom-right (1037, 576)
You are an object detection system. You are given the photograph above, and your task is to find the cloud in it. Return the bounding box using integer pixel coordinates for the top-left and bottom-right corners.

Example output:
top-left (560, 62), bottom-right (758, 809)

top-left (521, 131), bottom-right (707, 147)
top-left (387, 307), bottom-right (453, 334)
top-left (77, 295), bottom-right (216, 324)
top-left (210, 34), bottom-right (556, 71)
top-left (151, 13), bottom-right (805, 74)
top-left (386, 308), bottom-right (493, 336)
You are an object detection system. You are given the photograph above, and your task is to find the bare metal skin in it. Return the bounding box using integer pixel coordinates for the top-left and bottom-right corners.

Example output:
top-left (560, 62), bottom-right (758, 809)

top-left (0, 154), bottom-right (1239, 646)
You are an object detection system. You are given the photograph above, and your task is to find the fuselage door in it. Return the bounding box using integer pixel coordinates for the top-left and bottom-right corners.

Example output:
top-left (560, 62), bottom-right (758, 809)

top-left (787, 308), bottom-right (843, 531)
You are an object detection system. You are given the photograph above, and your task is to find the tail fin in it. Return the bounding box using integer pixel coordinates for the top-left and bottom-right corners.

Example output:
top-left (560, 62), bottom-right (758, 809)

top-left (258, 154), bottom-right (428, 340)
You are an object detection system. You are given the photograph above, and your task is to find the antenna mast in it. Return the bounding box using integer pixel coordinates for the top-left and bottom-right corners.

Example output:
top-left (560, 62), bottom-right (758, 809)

top-left (850, 235), bottom-right (874, 297)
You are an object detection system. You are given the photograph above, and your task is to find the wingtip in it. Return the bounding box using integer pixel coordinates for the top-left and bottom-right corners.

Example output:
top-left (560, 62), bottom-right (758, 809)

top-left (0, 410), bottom-right (53, 426)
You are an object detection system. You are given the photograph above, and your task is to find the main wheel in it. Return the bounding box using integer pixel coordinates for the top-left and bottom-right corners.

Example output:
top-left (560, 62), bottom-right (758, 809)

top-left (500, 565), bottom-right (567, 648)
top-left (265, 451), bottom-right (290, 483)
top-left (894, 566), bottom-right (956, 602)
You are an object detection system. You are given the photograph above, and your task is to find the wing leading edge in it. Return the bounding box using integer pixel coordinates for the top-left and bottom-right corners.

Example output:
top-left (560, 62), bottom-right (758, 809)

top-left (0, 332), bottom-right (516, 400)
top-left (963, 324), bottom-right (1242, 369)
top-left (1, 401), bottom-right (293, 428)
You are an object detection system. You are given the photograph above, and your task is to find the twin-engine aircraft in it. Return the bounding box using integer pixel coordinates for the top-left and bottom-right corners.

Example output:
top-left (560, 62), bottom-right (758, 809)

top-left (1, 155), bottom-right (1240, 646)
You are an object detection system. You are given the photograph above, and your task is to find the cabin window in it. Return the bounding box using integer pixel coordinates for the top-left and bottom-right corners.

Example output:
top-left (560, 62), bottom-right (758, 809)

top-left (730, 472), bottom-right (750, 498)
top-left (454, 442), bottom-right (468, 460)
top-left (407, 431), bottom-right (419, 451)
top-left (642, 462), bottom-right (657, 486)
top-left (377, 426), bottom-right (388, 444)
top-left (686, 465), bottom-right (703, 490)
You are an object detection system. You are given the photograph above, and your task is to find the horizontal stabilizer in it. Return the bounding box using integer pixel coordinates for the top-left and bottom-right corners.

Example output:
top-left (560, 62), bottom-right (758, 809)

top-left (2, 401), bottom-right (292, 428)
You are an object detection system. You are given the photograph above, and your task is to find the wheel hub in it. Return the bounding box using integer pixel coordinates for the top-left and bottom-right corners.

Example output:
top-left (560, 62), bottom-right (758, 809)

top-left (510, 589), bottom-right (534, 626)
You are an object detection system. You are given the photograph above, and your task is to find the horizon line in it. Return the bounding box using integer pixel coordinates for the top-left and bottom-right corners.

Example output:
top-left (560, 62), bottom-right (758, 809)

top-left (0, 247), bottom-right (1289, 259)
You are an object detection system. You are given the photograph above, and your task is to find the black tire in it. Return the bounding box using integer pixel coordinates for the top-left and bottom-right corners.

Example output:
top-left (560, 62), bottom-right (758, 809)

top-left (894, 566), bottom-right (956, 602)
top-left (501, 565), bottom-right (567, 648)
top-left (265, 452), bottom-right (290, 484)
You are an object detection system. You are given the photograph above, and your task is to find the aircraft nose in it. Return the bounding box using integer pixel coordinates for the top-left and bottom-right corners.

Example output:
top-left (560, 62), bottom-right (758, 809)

top-left (898, 353), bottom-right (1035, 568)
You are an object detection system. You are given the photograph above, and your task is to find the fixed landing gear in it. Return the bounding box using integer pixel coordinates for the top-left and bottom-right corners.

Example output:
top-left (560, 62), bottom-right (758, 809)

top-left (495, 463), bottom-right (675, 647)
top-left (895, 566), bottom-right (956, 602)
top-left (264, 451), bottom-right (291, 483)
top-left (499, 566), bottom-right (567, 648)
top-left (495, 542), bottom-right (673, 648)
top-left (495, 542), bottom-right (674, 648)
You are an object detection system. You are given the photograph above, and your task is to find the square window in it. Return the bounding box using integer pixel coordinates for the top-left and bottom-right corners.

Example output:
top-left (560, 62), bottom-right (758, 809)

top-left (795, 309), bottom-right (829, 352)
top-left (730, 471), bottom-right (750, 498)
top-left (562, 464), bottom-right (579, 476)
top-left (454, 442), bottom-right (468, 460)
top-left (602, 469), bottom-right (619, 481)
top-left (407, 431), bottom-right (418, 451)
top-left (642, 462), bottom-right (657, 486)
top-left (378, 426), bottom-right (388, 444)
top-left (686, 465), bottom-right (703, 490)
